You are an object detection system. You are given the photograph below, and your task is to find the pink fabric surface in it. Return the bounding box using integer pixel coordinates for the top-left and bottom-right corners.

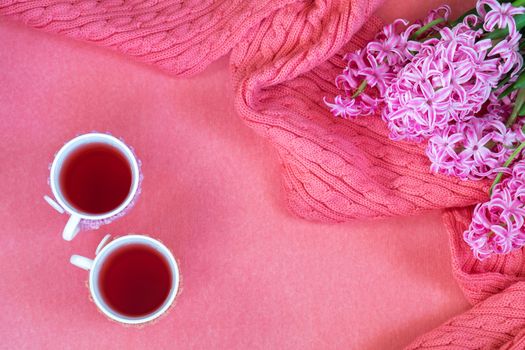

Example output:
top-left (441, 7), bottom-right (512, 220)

top-left (6, 0), bottom-right (524, 348)
top-left (0, 16), bottom-right (472, 349)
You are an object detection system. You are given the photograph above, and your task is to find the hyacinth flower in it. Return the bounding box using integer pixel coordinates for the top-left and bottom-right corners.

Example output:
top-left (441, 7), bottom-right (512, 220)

top-left (325, 0), bottom-right (525, 260)
top-left (465, 139), bottom-right (525, 259)
top-left (324, 9), bottom-right (450, 119)
top-left (383, 8), bottom-right (523, 142)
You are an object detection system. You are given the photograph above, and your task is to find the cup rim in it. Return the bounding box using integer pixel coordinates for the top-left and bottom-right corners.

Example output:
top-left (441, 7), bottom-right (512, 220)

top-left (88, 235), bottom-right (180, 325)
top-left (50, 133), bottom-right (140, 220)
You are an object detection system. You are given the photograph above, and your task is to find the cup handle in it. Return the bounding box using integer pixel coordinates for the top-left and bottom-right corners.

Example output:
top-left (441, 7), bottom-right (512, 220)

top-left (70, 255), bottom-right (94, 271)
top-left (63, 215), bottom-right (81, 241)
top-left (43, 195), bottom-right (65, 214)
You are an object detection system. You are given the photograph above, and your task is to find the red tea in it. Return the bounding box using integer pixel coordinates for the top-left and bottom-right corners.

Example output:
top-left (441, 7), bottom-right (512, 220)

top-left (99, 244), bottom-right (172, 317)
top-left (59, 143), bottom-right (132, 214)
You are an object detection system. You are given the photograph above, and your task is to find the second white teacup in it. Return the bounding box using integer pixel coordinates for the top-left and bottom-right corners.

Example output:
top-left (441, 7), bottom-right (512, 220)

top-left (70, 234), bottom-right (180, 325)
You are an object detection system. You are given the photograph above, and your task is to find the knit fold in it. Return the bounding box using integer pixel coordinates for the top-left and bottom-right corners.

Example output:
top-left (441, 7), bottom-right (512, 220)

top-left (445, 208), bottom-right (525, 305)
top-left (228, 0), bottom-right (488, 221)
top-left (404, 209), bottom-right (525, 349)
top-left (406, 281), bottom-right (525, 349)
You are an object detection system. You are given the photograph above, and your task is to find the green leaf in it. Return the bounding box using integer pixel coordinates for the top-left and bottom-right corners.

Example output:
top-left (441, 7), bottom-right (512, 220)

top-left (513, 72), bottom-right (525, 89)
top-left (499, 84), bottom-right (516, 99)
top-left (496, 74), bottom-right (513, 90)
top-left (490, 140), bottom-right (525, 195)
top-left (520, 103), bottom-right (525, 116)
top-left (505, 88), bottom-right (525, 127)
top-left (410, 18), bottom-right (446, 40)
top-left (351, 80), bottom-right (368, 99)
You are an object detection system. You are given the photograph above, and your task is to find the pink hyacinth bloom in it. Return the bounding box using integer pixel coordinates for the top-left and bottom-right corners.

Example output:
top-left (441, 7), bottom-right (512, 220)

top-left (490, 221), bottom-right (521, 254)
top-left (419, 5), bottom-right (451, 26)
top-left (382, 13), bottom-right (520, 141)
top-left (325, 15), bottom-right (420, 119)
top-left (465, 159), bottom-right (525, 260)
top-left (477, 0), bottom-right (525, 34)
top-left (489, 31), bottom-right (523, 75)
top-left (323, 96), bottom-right (362, 118)
top-left (426, 112), bottom-right (522, 180)
top-left (426, 125), bottom-right (464, 174)
top-left (359, 94), bottom-right (383, 115)
top-left (326, 3), bottom-right (522, 142)
top-left (406, 82), bottom-right (452, 126)
top-left (490, 188), bottom-right (525, 227)
top-left (462, 120), bottom-right (499, 165)
top-left (357, 55), bottom-right (395, 95)
top-left (366, 19), bottom-right (412, 67)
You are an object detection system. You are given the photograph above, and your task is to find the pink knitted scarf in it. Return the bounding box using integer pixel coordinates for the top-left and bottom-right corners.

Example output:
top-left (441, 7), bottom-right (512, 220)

top-left (3, 0), bottom-right (525, 347)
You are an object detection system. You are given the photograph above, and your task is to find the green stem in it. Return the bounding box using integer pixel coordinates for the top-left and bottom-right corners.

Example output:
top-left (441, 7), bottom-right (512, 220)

top-left (505, 88), bottom-right (525, 127)
top-left (490, 140), bottom-right (525, 194)
top-left (351, 80), bottom-right (368, 99)
top-left (410, 18), bottom-right (446, 40)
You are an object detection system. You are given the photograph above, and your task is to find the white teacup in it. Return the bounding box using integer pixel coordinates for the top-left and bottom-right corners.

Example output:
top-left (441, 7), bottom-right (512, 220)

top-left (70, 234), bottom-right (180, 325)
top-left (44, 133), bottom-right (140, 241)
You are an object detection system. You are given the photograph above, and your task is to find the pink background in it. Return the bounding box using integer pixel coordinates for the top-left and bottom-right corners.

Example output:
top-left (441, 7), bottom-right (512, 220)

top-left (0, 1), bottom-right (475, 348)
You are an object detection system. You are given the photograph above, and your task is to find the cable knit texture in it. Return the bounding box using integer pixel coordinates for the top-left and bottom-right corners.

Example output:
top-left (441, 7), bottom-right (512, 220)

top-left (445, 208), bottom-right (525, 306)
top-left (406, 280), bottom-right (525, 349)
top-left (402, 208), bottom-right (525, 349)
top-left (1, 1), bottom-right (522, 349)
